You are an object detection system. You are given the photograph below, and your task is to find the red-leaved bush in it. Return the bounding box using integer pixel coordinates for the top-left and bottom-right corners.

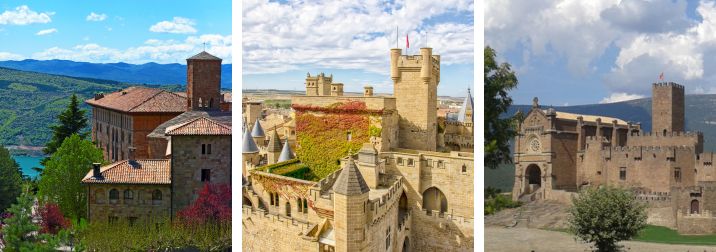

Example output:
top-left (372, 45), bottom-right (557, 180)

top-left (39, 202), bottom-right (70, 234)
top-left (177, 183), bottom-right (231, 226)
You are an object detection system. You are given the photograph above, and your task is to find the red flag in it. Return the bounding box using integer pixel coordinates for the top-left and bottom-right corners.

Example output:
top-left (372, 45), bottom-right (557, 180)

top-left (406, 34), bottom-right (409, 49)
top-left (659, 72), bottom-right (664, 80)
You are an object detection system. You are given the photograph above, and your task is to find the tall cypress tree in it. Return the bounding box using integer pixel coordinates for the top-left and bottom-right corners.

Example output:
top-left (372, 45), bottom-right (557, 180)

top-left (42, 94), bottom-right (88, 164)
top-left (0, 145), bottom-right (22, 212)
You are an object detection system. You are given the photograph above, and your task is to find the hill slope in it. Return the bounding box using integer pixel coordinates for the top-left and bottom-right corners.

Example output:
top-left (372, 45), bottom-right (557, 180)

top-left (489, 95), bottom-right (716, 191)
top-left (0, 59), bottom-right (232, 89)
top-left (0, 67), bottom-right (182, 147)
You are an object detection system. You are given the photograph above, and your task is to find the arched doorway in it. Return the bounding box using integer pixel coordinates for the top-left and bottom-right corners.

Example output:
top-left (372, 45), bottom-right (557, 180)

top-left (243, 196), bottom-right (253, 207)
top-left (398, 192), bottom-right (408, 228)
top-left (691, 199), bottom-right (700, 214)
top-left (422, 187), bottom-right (447, 215)
top-left (524, 164), bottom-right (542, 195)
top-left (402, 237), bottom-right (410, 252)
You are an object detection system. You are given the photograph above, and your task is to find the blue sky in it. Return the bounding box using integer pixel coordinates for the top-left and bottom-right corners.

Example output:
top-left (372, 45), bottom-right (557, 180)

top-left (0, 0), bottom-right (231, 64)
top-left (486, 0), bottom-right (716, 106)
top-left (242, 0), bottom-right (474, 98)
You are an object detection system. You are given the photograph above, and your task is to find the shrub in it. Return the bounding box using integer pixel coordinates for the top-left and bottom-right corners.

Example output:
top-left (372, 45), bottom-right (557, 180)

top-left (568, 186), bottom-right (647, 252)
top-left (39, 202), bottom-right (70, 234)
top-left (484, 187), bottom-right (521, 215)
top-left (177, 183), bottom-right (231, 226)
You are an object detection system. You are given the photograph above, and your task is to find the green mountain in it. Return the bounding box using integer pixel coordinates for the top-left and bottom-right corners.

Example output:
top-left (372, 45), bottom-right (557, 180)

top-left (489, 95), bottom-right (716, 192)
top-left (0, 67), bottom-right (182, 148)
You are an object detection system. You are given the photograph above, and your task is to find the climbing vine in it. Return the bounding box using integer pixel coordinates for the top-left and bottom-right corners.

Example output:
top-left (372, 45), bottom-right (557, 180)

top-left (251, 171), bottom-right (314, 200)
top-left (294, 101), bottom-right (378, 179)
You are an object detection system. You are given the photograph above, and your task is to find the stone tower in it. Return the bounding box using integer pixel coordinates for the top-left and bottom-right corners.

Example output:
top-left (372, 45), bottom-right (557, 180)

top-left (187, 51), bottom-right (222, 111)
top-left (266, 130), bottom-right (282, 165)
top-left (391, 47), bottom-right (440, 151)
top-left (652, 82), bottom-right (685, 134)
top-left (333, 157), bottom-right (369, 252)
top-left (305, 72), bottom-right (333, 96)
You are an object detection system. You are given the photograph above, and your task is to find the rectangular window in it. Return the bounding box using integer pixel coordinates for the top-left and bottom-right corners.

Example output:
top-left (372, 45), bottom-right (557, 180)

top-left (426, 159), bottom-right (433, 167)
top-left (619, 167), bottom-right (626, 181)
top-left (207, 144), bottom-right (212, 154)
top-left (437, 160), bottom-right (444, 168)
top-left (397, 157), bottom-right (403, 166)
top-left (407, 158), bottom-right (414, 167)
top-left (201, 144), bottom-right (206, 155)
top-left (675, 168), bottom-right (682, 183)
top-left (201, 169), bottom-right (211, 182)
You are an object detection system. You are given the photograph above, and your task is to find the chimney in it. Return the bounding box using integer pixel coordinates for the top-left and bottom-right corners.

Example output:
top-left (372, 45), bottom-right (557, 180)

top-left (128, 147), bottom-right (136, 161)
top-left (94, 93), bottom-right (104, 100)
top-left (92, 163), bottom-right (101, 179)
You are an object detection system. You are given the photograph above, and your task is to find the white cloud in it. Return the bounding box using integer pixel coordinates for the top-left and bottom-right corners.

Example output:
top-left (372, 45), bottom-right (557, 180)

top-left (31, 34), bottom-right (232, 64)
top-left (149, 17), bottom-right (197, 34)
top-left (242, 0), bottom-right (474, 74)
top-left (599, 92), bottom-right (645, 103)
top-left (0, 52), bottom-right (23, 60)
top-left (35, 28), bottom-right (57, 36)
top-left (86, 12), bottom-right (107, 22)
top-left (0, 5), bottom-right (52, 25)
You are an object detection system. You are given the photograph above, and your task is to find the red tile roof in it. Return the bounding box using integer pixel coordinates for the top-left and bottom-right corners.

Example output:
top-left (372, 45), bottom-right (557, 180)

top-left (85, 86), bottom-right (187, 113)
top-left (82, 159), bottom-right (171, 184)
top-left (165, 116), bottom-right (231, 136)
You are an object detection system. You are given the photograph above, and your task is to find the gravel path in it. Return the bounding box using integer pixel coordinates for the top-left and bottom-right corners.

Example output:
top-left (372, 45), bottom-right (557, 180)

top-left (486, 227), bottom-right (716, 252)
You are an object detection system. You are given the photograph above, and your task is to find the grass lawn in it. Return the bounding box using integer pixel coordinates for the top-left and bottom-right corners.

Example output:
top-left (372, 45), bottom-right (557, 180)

top-left (633, 225), bottom-right (716, 246)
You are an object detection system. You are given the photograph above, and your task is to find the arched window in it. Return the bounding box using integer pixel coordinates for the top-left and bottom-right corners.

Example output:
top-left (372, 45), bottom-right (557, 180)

top-left (303, 198), bottom-right (308, 213)
top-left (462, 164), bottom-right (467, 173)
top-left (123, 189), bottom-right (134, 200)
top-left (109, 189), bottom-right (119, 204)
top-left (286, 202), bottom-right (291, 217)
top-left (198, 97), bottom-right (203, 108)
top-left (152, 189), bottom-right (162, 205)
top-left (422, 187), bottom-right (447, 215)
top-left (95, 189), bottom-right (106, 204)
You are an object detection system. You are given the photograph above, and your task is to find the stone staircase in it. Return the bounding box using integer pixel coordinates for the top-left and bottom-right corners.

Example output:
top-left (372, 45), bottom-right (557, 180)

top-left (486, 200), bottom-right (570, 230)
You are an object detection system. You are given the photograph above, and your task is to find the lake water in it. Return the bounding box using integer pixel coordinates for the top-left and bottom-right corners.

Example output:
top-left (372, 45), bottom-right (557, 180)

top-left (12, 156), bottom-right (43, 179)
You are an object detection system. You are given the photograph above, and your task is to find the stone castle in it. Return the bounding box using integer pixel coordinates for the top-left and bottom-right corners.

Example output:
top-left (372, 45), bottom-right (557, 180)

top-left (242, 48), bottom-right (474, 251)
top-left (513, 82), bottom-right (716, 234)
top-left (81, 51), bottom-right (232, 223)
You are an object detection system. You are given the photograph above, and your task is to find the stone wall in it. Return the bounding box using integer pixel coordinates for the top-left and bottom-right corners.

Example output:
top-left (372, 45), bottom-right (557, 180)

top-left (86, 183), bottom-right (170, 223)
top-left (652, 82), bottom-right (685, 133)
top-left (242, 207), bottom-right (318, 252)
top-left (411, 210), bottom-right (473, 251)
top-left (171, 135), bottom-right (231, 215)
top-left (187, 59), bottom-right (221, 110)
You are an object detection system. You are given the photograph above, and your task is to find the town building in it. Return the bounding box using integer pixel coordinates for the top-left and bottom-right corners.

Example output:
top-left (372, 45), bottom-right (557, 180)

top-left (242, 48), bottom-right (474, 251)
top-left (82, 51), bottom-right (232, 223)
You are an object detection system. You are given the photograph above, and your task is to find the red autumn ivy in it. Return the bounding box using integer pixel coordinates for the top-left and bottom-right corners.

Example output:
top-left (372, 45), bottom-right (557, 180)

top-left (177, 183), bottom-right (231, 226)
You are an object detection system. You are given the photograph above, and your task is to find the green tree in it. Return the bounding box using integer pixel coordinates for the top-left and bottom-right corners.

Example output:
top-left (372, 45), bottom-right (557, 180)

top-left (0, 145), bottom-right (23, 212)
top-left (2, 185), bottom-right (57, 251)
top-left (568, 186), bottom-right (647, 251)
top-left (42, 94), bottom-right (89, 164)
top-left (38, 134), bottom-right (103, 220)
top-left (484, 46), bottom-right (519, 169)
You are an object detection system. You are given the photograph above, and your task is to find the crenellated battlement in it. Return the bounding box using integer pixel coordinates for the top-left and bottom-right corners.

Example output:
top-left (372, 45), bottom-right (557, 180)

top-left (603, 145), bottom-right (695, 152)
top-left (653, 82), bottom-right (684, 89)
top-left (629, 131), bottom-right (701, 138)
top-left (368, 177), bottom-right (404, 225)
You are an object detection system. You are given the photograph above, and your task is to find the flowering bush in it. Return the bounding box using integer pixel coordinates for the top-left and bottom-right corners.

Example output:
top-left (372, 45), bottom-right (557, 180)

top-left (177, 183), bottom-right (231, 226)
top-left (38, 203), bottom-right (70, 234)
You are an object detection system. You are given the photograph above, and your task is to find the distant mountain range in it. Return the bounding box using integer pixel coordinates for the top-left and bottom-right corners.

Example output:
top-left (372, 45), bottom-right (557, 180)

top-left (0, 66), bottom-right (183, 148)
top-left (0, 59), bottom-right (232, 88)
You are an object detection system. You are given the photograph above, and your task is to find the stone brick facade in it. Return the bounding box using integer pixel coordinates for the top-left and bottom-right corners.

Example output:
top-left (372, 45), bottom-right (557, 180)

top-left (86, 183), bottom-right (171, 223)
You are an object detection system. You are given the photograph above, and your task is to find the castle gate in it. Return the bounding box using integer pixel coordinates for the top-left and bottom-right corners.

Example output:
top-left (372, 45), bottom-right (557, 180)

top-left (422, 187), bottom-right (447, 215)
top-left (525, 164), bottom-right (542, 194)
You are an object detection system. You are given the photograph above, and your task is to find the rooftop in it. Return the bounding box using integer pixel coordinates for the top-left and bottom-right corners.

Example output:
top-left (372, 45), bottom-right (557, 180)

top-left (82, 159), bottom-right (171, 184)
top-left (85, 86), bottom-right (186, 113)
top-left (147, 110), bottom-right (232, 139)
top-left (187, 51), bottom-right (222, 61)
top-left (551, 110), bottom-right (629, 125)
top-left (165, 116), bottom-right (231, 136)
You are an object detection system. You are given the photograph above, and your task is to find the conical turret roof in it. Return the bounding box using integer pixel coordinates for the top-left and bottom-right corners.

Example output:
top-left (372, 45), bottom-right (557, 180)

top-left (278, 138), bottom-right (294, 162)
top-left (267, 130), bottom-right (282, 153)
top-left (251, 118), bottom-right (265, 137)
top-left (332, 157), bottom-right (369, 196)
top-left (457, 88), bottom-right (474, 123)
top-left (242, 127), bottom-right (259, 153)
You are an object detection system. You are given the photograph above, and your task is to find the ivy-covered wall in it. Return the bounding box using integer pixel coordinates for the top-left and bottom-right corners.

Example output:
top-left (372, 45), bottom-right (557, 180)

top-left (293, 101), bottom-right (382, 179)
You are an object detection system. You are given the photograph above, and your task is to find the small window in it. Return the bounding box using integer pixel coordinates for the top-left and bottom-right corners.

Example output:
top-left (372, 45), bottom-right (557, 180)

top-left (123, 189), bottom-right (133, 200)
top-left (207, 144), bottom-right (212, 154)
top-left (437, 160), bottom-right (444, 168)
top-left (397, 157), bottom-right (404, 166)
top-left (109, 189), bottom-right (119, 204)
top-left (303, 198), bottom-right (308, 213)
top-left (347, 131), bottom-right (352, 141)
top-left (202, 144), bottom-right (206, 155)
top-left (462, 164), bottom-right (467, 173)
top-left (675, 168), bottom-right (682, 183)
top-left (619, 167), bottom-right (626, 181)
top-left (407, 158), bottom-right (414, 167)
top-left (270, 193), bottom-right (275, 206)
top-left (426, 159), bottom-right (433, 167)
top-left (152, 189), bottom-right (162, 205)
top-left (201, 169), bottom-right (211, 182)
